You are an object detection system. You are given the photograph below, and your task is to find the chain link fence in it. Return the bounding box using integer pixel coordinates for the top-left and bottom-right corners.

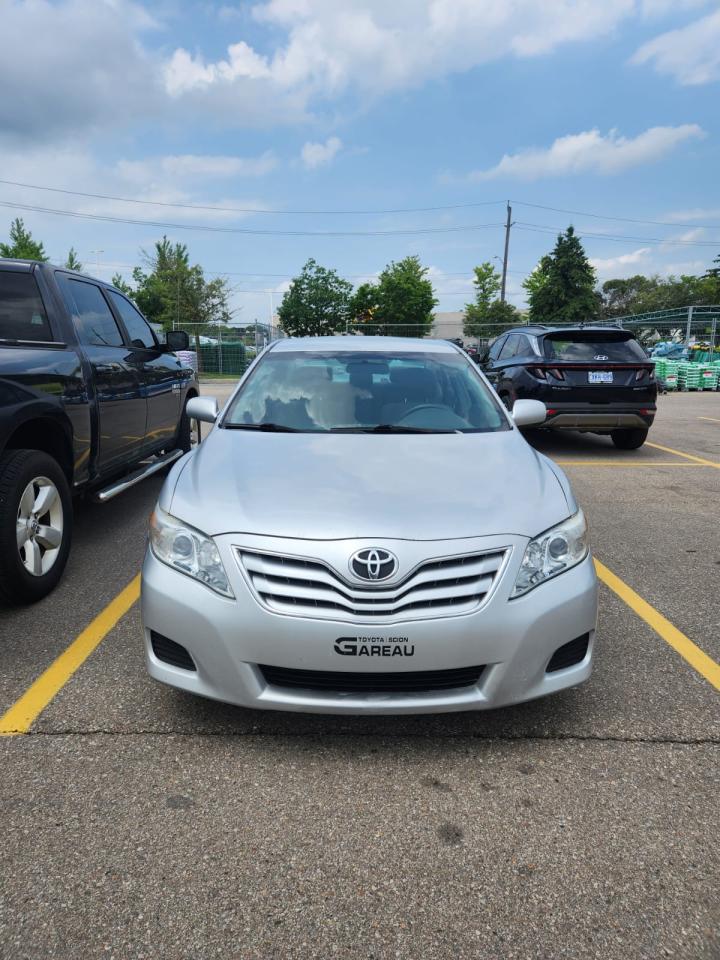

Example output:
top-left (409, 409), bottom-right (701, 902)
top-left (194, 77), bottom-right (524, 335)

top-left (171, 307), bottom-right (720, 376)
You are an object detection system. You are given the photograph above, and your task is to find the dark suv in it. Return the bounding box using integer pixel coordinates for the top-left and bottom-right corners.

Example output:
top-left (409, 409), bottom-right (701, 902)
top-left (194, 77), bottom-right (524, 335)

top-left (480, 325), bottom-right (657, 449)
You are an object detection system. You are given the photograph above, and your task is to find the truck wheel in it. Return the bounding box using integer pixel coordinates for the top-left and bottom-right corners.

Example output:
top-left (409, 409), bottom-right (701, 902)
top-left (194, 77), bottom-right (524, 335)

top-left (0, 449), bottom-right (72, 605)
top-left (176, 398), bottom-right (200, 454)
top-left (611, 428), bottom-right (649, 450)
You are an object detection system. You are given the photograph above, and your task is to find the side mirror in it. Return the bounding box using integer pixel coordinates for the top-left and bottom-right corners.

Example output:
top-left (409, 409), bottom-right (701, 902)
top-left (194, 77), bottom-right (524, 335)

top-left (511, 399), bottom-right (546, 428)
top-left (187, 396), bottom-right (218, 424)
top-left (166, 329), bottom-right (190, 352)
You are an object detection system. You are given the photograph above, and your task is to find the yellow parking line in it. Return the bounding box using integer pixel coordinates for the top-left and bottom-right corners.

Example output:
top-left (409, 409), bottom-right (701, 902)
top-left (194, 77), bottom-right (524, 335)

top-left (698, 416), bottom-right (720, 424)
top-left (594, 559), bottom-right (720, 692)
top-left (645, 441), bottom-right (720, 468)
top-left (556, 461), bottom-right (702, 467)
top-left (0, 575), bottom-right (140, 735)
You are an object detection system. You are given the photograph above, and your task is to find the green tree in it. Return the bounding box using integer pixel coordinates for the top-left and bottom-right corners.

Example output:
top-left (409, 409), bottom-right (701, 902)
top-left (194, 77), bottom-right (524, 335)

top-left (527, 227), bottom-right (597, 324)
top-left (463, 262), bottom-right (504, 339)
top-left (65, 247), bottom-right (82, 271)
top-left (350, 256), bottom-right (436, 337)
top-left (129, 237), bottom-right (231, 333)
top-left (110, 273), bottom-right (135, 296)
top-left (0, 218), bottom-right (48, 260)
top-left (278, 258), bottom-right (352, 337)
top-left (522, 255), bottom-right (552, 303)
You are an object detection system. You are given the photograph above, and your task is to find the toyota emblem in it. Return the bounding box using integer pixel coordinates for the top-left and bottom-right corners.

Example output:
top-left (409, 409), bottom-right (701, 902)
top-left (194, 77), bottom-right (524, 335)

top-left (349, 548), bottom-right (398, 582)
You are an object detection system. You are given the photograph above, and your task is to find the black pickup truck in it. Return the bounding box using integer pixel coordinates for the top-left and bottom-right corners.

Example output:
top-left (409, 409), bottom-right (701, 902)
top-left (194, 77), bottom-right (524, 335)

top-left (0, 259), bottom-right (198, 604)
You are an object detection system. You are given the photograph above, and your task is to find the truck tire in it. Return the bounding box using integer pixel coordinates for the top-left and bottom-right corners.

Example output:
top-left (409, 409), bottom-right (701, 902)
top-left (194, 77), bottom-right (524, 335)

top-left (611, 428), bottom-right (649, 450)
top-left (0, 449), bottom-right (72, 605)
top-left (176, 397), bottom-right (199, 454)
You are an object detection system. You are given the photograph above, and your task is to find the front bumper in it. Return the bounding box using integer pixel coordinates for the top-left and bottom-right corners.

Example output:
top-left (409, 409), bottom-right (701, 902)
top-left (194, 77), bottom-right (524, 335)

top-left (543, 403), bottom-right (655, 432)
top-left (141, 532), bottom-right (599, 715)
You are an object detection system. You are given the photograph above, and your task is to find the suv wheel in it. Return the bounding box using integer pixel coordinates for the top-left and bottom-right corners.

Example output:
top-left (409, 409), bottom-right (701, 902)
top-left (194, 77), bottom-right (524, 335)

top-left (611, 428), bottom-right (649, 450)
top-left (0, 449), bottom-right (72, 605)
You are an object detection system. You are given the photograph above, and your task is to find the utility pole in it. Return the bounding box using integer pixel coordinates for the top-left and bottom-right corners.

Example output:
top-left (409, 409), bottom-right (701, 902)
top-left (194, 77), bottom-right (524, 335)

top-left (500, 203), bottom-right (512, 302)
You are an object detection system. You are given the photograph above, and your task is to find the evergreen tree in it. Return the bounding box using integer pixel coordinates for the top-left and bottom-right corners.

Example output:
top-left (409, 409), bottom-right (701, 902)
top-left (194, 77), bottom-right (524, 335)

top-left (0, 218), bottom-right (48, 260)
top-left (65, 247), bottom-right (82, 271)
top-left (527, 227), bottom-right (597, 324)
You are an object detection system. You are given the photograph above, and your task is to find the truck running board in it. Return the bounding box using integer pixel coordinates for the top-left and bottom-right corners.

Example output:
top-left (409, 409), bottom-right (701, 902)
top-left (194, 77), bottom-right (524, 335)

top-left (93, 449), bottom-right (184, 503)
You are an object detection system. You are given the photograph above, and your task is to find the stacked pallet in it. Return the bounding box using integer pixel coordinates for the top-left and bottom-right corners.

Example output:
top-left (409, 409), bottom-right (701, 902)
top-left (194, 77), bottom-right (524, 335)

top-left (653, 358), bottom-right (680, 390)
top-left (677, 362), bottom-right (719, 390)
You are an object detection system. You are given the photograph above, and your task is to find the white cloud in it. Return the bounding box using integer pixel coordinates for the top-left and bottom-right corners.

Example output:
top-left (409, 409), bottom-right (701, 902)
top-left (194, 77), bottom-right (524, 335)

top-left (590, 248), bottom-right (651, 273)
top-left (300, 136), bottom-right (342, 168)
top-left (664, 207), bottom-right (720, 223)
top-left (0, 144), bottom-right (271, 226)
top-left (164, 0), bottom-right (655, 104)
top-left (464, 125), bottom-right (705, 180)
top-left (0, 0), bottom-right (161, 141)
top-left (631, 9), bottom-right (720, 85)
top-left (117, 152), bottom-right (278, 183)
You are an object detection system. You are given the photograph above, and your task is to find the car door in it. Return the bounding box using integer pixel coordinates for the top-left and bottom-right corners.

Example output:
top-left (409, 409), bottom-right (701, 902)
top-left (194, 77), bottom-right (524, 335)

top-left (58, 276), bottom-right (146, 477)
top-left (482, 335), bottom-right (507, 385)
top-left (106, 291), bottom-right (183, 453)
top-left (492, 335), bottom-right (522, 400)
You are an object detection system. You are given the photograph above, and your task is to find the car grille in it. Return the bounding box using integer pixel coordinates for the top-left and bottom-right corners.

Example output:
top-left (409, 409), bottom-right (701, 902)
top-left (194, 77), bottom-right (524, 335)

top-left (258, 664), bottom-right (485, 693)
top-left (237, 547), bottom-right (508, 621)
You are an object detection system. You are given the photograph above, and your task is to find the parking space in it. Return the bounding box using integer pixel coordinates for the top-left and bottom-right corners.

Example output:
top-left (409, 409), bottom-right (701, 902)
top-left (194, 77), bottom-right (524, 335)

top-left (1, 389), bottom-right (718, 959)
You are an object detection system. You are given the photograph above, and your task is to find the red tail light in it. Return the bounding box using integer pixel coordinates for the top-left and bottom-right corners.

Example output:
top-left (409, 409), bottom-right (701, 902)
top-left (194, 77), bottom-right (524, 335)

top-left (528, 367), bottom-right (565, 381)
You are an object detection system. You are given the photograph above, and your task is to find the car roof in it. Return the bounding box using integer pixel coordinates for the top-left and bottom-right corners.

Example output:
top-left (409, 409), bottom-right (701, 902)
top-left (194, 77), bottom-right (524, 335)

top-left (0, 258), bottom-right (114, 288)
top-left (506, 324), bottom-right (631, 337)
top-left (270, 336), bottom-right (459, 354)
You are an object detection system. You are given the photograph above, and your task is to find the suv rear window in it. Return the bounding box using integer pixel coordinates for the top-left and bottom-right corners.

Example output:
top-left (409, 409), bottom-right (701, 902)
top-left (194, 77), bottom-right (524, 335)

top-left (543, 334), bottom-right (647, 362)
top-left (0, 272), bottom-right (53, 343)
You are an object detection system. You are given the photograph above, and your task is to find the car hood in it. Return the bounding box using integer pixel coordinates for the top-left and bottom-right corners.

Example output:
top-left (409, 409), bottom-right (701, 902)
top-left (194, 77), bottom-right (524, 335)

top-left (165, 428), bottom-right (572, 541)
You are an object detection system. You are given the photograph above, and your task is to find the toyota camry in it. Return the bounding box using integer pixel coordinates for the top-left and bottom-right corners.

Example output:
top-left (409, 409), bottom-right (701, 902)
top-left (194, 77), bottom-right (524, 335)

top-left (141, 336), bottom-right (598, 714)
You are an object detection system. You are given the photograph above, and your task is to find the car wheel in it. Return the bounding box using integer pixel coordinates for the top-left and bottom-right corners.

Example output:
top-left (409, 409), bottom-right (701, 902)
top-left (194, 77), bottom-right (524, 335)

top-left (0, 449), bottom-right (73, 605)
top-left (611, 428), bottom-right (649, 450)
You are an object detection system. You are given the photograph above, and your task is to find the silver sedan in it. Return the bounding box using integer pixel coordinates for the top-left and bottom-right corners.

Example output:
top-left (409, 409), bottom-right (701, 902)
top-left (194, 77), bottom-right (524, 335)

top-left (141, 336), bottom-right (598, 714)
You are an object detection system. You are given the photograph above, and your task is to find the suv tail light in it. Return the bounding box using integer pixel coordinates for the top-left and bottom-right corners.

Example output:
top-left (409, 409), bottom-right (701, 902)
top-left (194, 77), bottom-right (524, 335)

top-left (635, 368), bottom-right (655, 381)
top-left (528, 366), bottom-right (565, 381)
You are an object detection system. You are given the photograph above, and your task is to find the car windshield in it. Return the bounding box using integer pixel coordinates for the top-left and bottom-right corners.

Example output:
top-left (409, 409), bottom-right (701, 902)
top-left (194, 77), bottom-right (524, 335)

top-left (543, 335), bottom-right (647, 362)
top-left (223, 349), bottom-right (508, 433)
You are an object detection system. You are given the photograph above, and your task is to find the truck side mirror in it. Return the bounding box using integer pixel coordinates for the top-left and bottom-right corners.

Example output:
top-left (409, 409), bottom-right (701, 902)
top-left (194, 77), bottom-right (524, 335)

top-left (166, 330), bottom-right (189, 352)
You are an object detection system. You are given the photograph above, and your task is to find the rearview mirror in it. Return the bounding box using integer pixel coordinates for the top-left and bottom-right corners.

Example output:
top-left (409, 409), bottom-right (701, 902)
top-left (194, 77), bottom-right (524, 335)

top-left (166, 329), bottom-right (190, 352)
top-left (511, 399), bottom-right (546, 428)
top-left (187, 396), bottom-right (218, 424)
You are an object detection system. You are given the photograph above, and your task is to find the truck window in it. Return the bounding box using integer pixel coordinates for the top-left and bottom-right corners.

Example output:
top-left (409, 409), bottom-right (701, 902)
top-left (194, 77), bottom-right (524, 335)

top-left (108, 291), bottom-right (156, 349)
top-left (65, 279), bottom-right (124, 348)
top-left (0, 272), bottom-right (53, 343)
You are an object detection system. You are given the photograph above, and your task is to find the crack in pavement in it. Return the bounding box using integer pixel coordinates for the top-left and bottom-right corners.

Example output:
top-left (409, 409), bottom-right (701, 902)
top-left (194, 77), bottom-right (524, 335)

top-left (3, 729), bottom-right (719, 745)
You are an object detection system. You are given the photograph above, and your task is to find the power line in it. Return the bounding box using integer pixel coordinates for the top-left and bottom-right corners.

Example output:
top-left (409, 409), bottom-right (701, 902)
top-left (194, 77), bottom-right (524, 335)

top-left (515, 222), bottom-right (720, 247)
top-left (512, 200), bottom-right (720, 230)
top-left (0, 178), bottom-right (505, 216)
top-left (0, 199), bottom-right (503, 237)
top-left (1, 176), bottom-right (718, 229)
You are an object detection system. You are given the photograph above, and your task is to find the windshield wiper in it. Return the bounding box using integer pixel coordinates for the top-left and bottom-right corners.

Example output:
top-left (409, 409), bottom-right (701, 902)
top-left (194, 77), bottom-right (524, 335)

top-left (330, 424), bottom-right (455, 434)
top-left (223, 422), bottom-right (301, 432)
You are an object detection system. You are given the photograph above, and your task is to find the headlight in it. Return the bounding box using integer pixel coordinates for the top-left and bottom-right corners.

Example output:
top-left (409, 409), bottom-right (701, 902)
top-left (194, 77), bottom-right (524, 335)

top-left (149, 506), bottom-right (234, 598)
top-left (512, 510), bottom-right (588, 598)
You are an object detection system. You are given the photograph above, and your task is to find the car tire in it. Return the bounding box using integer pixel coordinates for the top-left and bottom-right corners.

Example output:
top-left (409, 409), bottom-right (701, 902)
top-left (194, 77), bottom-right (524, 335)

top-left (0, 449), bottom-right (73, 605)
top-left (611, 428), bottom-right (649, 450)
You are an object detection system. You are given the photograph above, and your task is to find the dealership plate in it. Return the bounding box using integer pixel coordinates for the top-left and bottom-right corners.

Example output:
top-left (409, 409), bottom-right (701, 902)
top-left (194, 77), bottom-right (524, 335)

top-left (588, 371), bottom-right (613, 383)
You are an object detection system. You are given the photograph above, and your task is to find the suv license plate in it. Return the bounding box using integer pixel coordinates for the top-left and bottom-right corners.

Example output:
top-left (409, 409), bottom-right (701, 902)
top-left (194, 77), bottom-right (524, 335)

top-left (589, 371), bottom-right (613, 383)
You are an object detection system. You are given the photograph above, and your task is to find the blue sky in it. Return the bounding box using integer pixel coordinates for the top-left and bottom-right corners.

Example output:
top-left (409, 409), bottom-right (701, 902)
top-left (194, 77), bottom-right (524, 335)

top-left (1, 0), bottom-right (719, 324)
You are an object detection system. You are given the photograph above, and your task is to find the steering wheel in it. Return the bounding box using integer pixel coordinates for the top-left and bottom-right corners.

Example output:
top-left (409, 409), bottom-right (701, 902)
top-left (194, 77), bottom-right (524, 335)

top-left (395, 404), bottom-right (450, 423)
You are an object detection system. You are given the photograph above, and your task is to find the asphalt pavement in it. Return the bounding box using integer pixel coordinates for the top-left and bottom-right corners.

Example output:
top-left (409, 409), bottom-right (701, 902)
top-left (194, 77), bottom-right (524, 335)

top-left (0, 386), bottom-right (718, 960)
